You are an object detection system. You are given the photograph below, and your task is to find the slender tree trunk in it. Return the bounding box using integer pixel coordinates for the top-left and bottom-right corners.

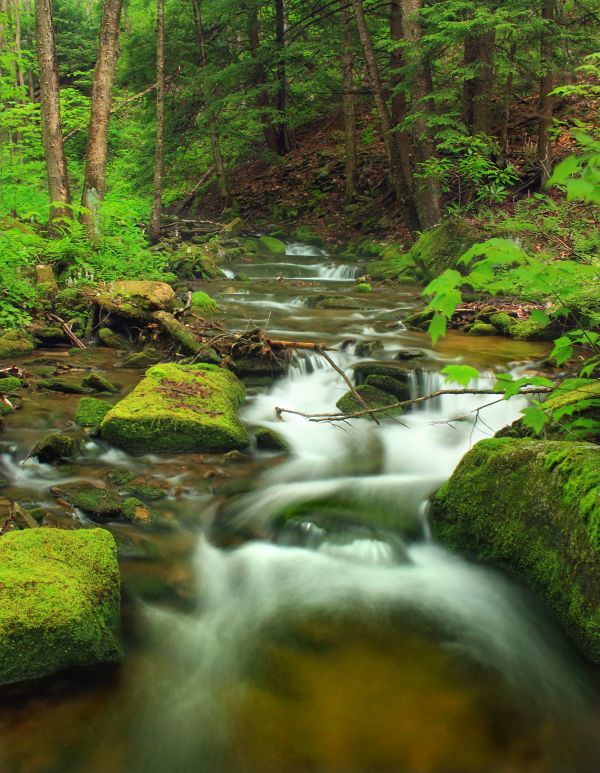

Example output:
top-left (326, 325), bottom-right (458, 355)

top-left (34, 0), bottom-right (71, 229)
top-left (22, 0), bottom-right (36, 101)
top-left (537, 0), bottom-right (555, 186)
top-left (12, 0), bottom-right (26, 100)
top-left (339, 0), bottom-right (358, 200)
top-left (149, 0), bottom-right (165, 243)
top-left (274, 0), bottom-right (290, 155)
top-left (247, 0), bottom-right (279, 154)
top-left (352, 0), bottom-right (406, 203)
top-left (191, 0), bottom-right (230, 205)
top-left (80, 0), bottom-right (123, 241)
top-left (499, 40), bottom-right (517, 157)
top-left (390, 0), bottom-right (413, 190)
top-left (463, 26), bottom-right (495, 134)
top-left (401, 0), bottom-right (441, 229)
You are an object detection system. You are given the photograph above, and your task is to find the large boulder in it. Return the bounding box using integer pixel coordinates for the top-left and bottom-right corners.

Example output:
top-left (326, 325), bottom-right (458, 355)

top-left (0, 330), bottom-right (36, 361)
top-left (96, 280), bottom-right (176, 319)
top-left (431, 438), bottom-right (600, 661)
top-left (0, 528), bottom-right (121, 686)
top-left (101, 363), bottom-right (249, 453)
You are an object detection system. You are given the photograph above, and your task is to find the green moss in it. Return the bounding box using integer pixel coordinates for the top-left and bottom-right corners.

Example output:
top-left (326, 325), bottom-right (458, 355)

top-left (509, 318), bottom-right (555, 340)
top-left (123, 482), bottom-right (166, 501)
top-left (75, 397), bottom-right (112, 427)
top-left (355, 340), bottom-right (384, 358)
top-left (101, 363), bottom-right (249, 454)
top-left (38, 378), bottom-right (89, 394)
top-left (0, 529), bottom-right (121, 686)
top-left (431, 438), bottom-right (600, 661)
top-left (0, 376), bottom-right (22, 393)
top-left (408, 218), bottom-right (486, 281)
top-left (31, 433), bottom-right (77, 463)
top-left (488, 312), bottom-right (515, 334)
top-left (336, 385), bottom-right (402, 416)
top-left (190, 291), bottom-right (218, 312)
top-left (355, 282), bottom-right (373, 293)
top-left (467, 322), bottom-right (497, 336)
top-left (365, 374), bottom-right (410, 400)
top-left (120, 351), bottom-right (160, 369)
top-left (98, 328), bottom-right (131, 349)
top-left (106, 468), bottom-right (136, 486)
top-left (293, 226), bottom-right (325, 247)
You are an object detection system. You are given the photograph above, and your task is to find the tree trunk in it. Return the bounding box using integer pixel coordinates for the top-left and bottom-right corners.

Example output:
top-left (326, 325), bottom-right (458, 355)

top-left (401, 0), bottom-right (441, 230)
top-left (537, 0), bottom-right (555, 186)
top-left (339, 0), bottom-right (358, 200)
top-left (390, 0), bottom-right (413, 190)
top-left (12, 0), bottom-right (26, 100)
top-left (80, 0), bottom-right (123, 241)
top-left (191, 0), bottom-right (230, 205)
top-left (499, 40), bottom-right (517, 157)
top-left (274, 0), bottom-right (290, 155)
top-left (247, 0), bottom-right (279, 154)
top-left (352, 0), bottom-right (407, 204)
top-left (149, 0), bottom-right (165, 244)
top-left (34, 0), bottom-right (71, 229)
top-left (463, 25), bottom-right (495, 135)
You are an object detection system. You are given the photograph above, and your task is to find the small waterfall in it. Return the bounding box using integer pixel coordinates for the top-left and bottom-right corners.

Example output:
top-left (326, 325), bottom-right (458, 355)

top-left (318, 263), bottom-right (360, 281)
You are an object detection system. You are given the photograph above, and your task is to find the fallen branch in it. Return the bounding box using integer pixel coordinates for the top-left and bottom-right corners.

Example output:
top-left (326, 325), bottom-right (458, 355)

top-left (45, 312), bottom-right (86, 349)
top-left (275, 387), bottom-right (554, 424)
top-left (173, 166), bottom-right (216, 215)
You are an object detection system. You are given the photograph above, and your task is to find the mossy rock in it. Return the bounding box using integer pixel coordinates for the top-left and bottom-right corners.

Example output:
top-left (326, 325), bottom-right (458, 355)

top-left (353, 361), bottom-right (414, 390)
top-left (121, 497), bottom-right (168, 527)
top-left (255, 426), bottom-right (289, 452)
top-left (101, 363), bottom-right (249, 454)
top-left (0, 528), bottom-right (121, 686)
top-left (0, 330), bottom-right (36, 361)
top-left (508, 317), bottom-right (556, 341)
top-left (305, 295), bottom-right (362, 310)
top-left (488, 312), bottom-right (515, 335)
top-left (467, 322), bottom-right (497, 336)
top-left (52, 482), bottom-right (125, 520)
top-left (31, 433), bottom-right (78, 464)
top-left (355, 340), bottom-right (384, 358)
top-left (75, 397), bottom-right (112, 428)
top-left (293, 226), bottom-right (325, 247)
top-left (258, 235), bottom-right (286, 255)
top-left (431, 438), bottom-right (600, 661)
top-left (0, 376), bottom-right (22, 393)
top-left (37, 377), bottom-right (90, 394)
top-left (355, 282), bottom-right (373, 293)
top-left (365, 374), bottom-right (411, 400)
top-left (122, 481), bottom-right (166, 501)
top-left (336, 385), bottom-right (402, 416)
top-left (119, 350), bottom-right (161, 369)
top-left (105, 468), bottom-right (136, 486)
top-left (408, 218), bottom-right (487, 281)
top-left (82, 373), bottom-right (118, 393)
top-left (96, 281), bottom-right (176, 320)
top-left (98, 328), bottom-right (131, 350)
top-left (190, 291), bottom-right (218, 313)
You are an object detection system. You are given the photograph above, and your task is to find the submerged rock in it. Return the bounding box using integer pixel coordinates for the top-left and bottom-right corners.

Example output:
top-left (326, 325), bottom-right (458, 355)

top-left (52, 482), bottom-right (124, 520)
top-left (355, 340), bottom-right (384, 358)
top-left (431, 438), bottom-right (600, 661)
top-left (336, 385), bottom-right (402, 415)
top-left (101, 363), bottom-right (249, 454)
top-left (31, 433), bottom-right (78, 464)
top-left (37, 377), bottom-right (89, 394)
top-left (305, 295), bottom-right (362, 310)
top-left (82, 373), bottom-right (119, 393)
top-left (0, 528), bottom-right (121, 686)
top-left (98, 327), bottom-right (131, 349)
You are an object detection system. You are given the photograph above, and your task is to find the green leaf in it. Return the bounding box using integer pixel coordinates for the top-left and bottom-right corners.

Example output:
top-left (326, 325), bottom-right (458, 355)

top-left (521, 405), bottom-right (548, 435)
top-left (529, 309), bottom-right (550, 326)
top-left (428, 312), bottom-right (447, 345)
top-left (441, 364), bottom-right (480, 387)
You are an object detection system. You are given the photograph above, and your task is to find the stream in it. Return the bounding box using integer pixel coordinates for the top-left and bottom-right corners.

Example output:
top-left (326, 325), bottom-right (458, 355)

top-left (0, 241), bottom-right (599, 772)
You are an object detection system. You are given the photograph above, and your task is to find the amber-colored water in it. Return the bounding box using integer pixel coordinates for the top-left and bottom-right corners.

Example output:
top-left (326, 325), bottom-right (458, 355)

top-left (1, 242), bottom-right (598, 773)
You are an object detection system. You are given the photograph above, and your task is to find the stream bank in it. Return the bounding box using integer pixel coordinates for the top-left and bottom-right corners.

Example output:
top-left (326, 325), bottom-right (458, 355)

top-left (0, 237), bottom-right (599, 773)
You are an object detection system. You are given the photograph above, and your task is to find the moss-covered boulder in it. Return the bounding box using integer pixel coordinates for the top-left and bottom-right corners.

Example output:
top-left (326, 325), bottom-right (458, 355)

top-left (98, 327), bottom-right (131, 349)
top-left (431, 438), bottom-right (600, 661)
top-left (52, 482), bottom-right (124, 519)
top-left (407, 218), bottom-right (487, 281)
top-left (96, 281), bottom-right (176, 320)
top-left (82, 373), bottom-right (119, 393)
top-left (0, 528), bottom-right (121, 686)
top-left (258, 235), bottom-right (286, 254)
top-left (190, 291), bottom-right (218, 313)
top-left (336, 385), bottom-right (401, 415)
top-left (0, 330), bottom-right (36, 361)
top-left (305, 295), bottom-right (362, 310)
top-left (31, 433), bottom-right (78, 464)
top-left (355, 340), bottom-right (384, 358)
top-left (75, 397), bottom-right (112, 427)
top-left (101, 363), bottom-right (249, 453)
top-left (255, 426), bottom-right (289, 452)
top-left (0, 376), bottom-right (22, 393)
top-left (467, 322), bottom-right (498, 336)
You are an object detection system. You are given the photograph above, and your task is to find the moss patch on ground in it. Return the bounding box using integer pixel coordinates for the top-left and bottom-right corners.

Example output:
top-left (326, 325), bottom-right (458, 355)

top-left (0, 529), bottom-right (121, 686)
top-left (101, 363), bottom-right (249, 453)
top-left (431, 438), bottom-right (600, 661)
top-left (75, 397), bottom-right (112, 427)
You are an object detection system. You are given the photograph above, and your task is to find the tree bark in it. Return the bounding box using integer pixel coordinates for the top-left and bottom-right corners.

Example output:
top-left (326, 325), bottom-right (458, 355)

top-left (339, 0), bottom-right (358, 200)
top-left (191, 0), bottom-right (230, 205)
top-left (352, 0), bottom-right (409, 207)
top-left (34, 0), bottom-right (71, 229)
top-left (80, 0), bottom-right (123, 241)
top-left (390, 0), bottom-right (413, 190)
top-left (274, 0), bottom-right (290, 155)
top-left (401, 0), bottom-right (441, 229)
top-left (11, 0), bottom-right (26, 100)
top-left (149, 0), bottom-right (165, 244)
top-left (537, 0), bottom-right (555, 186)
top-left (463, 25), bottom-right (495, 135)
top-left (246, 0), bottom-right (279, 154)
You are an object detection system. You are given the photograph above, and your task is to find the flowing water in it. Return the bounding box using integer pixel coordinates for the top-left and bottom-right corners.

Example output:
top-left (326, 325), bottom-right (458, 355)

top-left (0, 242), bottom-right (599, 772)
